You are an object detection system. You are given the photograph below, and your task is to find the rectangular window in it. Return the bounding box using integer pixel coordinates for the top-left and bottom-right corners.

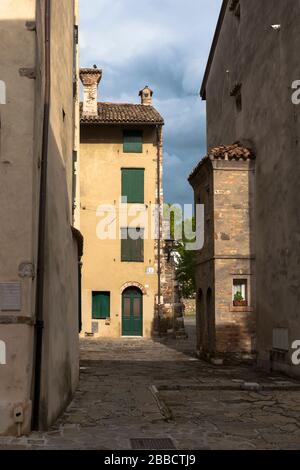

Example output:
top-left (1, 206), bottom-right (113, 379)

top-left (92, 291), bottom-right (110, 319)
top-left (122, 168), bottom-right (144, 203)
top-left (233, 279), bottom-right (248, 305)
top-left (121, 228), bottom-right (144, 262)
top-left (123, 130), bottom-right (143, 153)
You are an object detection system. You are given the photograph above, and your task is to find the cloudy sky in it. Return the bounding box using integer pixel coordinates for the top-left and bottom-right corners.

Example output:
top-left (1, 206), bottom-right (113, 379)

top-left (80, 0), bottom-right (222, 206)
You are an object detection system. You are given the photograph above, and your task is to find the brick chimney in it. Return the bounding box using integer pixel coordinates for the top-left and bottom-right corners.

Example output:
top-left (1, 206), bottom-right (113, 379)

top-left (139, 86), bottom-right (153, 106)
top-left (80, 66), bottom-right (102, 116)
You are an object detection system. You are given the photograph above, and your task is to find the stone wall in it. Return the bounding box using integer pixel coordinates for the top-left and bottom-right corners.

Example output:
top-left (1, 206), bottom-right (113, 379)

top-left (213, 159), bottom-right (256, 354)
top-left (190, 154), bottom-right (256, 357)
top-left (203, 0), bottom-right (300, 376)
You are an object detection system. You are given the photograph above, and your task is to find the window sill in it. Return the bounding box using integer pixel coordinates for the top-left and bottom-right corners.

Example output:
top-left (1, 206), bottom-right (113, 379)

top-left (121, 260), bottom-right (144, 263)
top-left (123, 152), bottom-right (143, 154)
top-left (230, 306), bottom-right (254, 313)
top-left (92, 318), bottom-right (111, 322)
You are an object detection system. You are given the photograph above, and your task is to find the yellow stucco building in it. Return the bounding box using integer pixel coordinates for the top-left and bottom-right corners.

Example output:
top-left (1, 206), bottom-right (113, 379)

top-left (80, 68), bottom-right (165, 338)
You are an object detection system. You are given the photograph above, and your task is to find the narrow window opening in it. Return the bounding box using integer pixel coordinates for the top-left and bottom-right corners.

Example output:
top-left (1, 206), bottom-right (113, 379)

top-left (233, 279), bottom-right (248, 306)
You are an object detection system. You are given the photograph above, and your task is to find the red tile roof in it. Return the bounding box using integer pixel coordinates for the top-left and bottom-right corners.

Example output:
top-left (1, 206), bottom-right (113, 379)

top-left (209, 143), bottom-right (255, 160)
top-left (80, 102), bottom-right (164, 125)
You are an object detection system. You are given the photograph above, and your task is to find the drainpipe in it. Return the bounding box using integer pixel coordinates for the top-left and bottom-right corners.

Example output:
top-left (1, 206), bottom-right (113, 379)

top-left (32, 0), bottom-right (51, 431)
top-left (71, 227), bottom-right (84, 333)
top-left (156, 125), bottom-right (162, 335)
top-left (78, 261), bottom-right (82, 333)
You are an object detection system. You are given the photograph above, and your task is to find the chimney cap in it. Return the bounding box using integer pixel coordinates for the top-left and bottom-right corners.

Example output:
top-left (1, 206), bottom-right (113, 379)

top-left (139, 85), bottom-right (153, 97)
top-left (80, 67), bottom-right (102, 86)
top-left (80, 67), bottom-right (102, 78)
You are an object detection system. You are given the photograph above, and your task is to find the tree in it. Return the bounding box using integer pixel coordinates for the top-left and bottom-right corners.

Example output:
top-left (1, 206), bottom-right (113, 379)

top-left (163, 205), bottom-right (197, 298)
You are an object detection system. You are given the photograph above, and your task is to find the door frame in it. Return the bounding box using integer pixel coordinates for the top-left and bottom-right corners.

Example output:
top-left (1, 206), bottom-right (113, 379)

top-left (121, 286), bottom-right (143, 337)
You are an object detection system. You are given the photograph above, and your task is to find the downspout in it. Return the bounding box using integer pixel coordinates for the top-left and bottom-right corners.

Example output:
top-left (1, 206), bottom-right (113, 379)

top-left (71, 227), bottom-right (84, 333)
top-left (78, 261), bottom-right (82, 333)
top-left (32, 0), bottom-right (51, 430)
top-left (156, 125), bottom-right (162, 335)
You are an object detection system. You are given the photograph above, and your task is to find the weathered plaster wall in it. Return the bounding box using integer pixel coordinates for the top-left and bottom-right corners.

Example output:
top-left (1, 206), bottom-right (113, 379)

top-left (0, 0), bottom-right (37, 436)
top-left (0, 0), bottom-right (79, 435)
top-left (205, 0), bottom-right (300, 374)
top-left (39, 0), bottom-right (79, 429)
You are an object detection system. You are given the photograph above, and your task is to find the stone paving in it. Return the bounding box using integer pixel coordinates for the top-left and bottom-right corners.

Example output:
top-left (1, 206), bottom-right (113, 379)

top-left (1, 318), bottom-right (300, 450)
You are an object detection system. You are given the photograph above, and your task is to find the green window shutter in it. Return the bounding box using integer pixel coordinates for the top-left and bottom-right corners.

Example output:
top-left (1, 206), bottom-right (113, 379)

top-left (92, 292), bottom-right (110, 319)
top-left (121, 228), bottom-right (144, 262)
top-left (122, 168), bottom-right (144, 203)
top-left (123, 130), bottom-right (143, 153)
top-left (121, 228), bottom-right (131, 262)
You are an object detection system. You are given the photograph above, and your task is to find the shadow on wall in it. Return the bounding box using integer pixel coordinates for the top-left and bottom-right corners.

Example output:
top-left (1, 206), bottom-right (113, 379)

top-left (196, 288), bottom-right (216, 355)
top-left (196, 283), bottom-right (256, 359)
top-left (37, 125), bottom-right (80, 430)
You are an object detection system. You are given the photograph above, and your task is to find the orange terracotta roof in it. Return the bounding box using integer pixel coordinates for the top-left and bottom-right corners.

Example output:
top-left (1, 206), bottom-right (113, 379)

top-left (188, 143), bottom-right (255, 182)
top-left (80, 102), bottom-right (164, 125)
top-left (208, 143), bottom-right (255, 160)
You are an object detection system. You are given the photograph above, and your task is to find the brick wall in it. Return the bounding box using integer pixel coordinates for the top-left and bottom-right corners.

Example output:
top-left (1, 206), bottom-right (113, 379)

top-left (190, 155), bottom-right (256, 357)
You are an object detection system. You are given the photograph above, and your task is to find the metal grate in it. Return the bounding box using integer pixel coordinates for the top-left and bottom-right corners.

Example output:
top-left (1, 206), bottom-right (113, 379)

top-left (130, 438), bottom-right (176, 450)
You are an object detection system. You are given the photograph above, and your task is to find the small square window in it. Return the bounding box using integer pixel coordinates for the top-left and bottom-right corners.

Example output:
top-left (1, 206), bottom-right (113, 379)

top-left (123, 130), bottom-right (143, 153)
top-left (233, 279), bottom-right (248, 306)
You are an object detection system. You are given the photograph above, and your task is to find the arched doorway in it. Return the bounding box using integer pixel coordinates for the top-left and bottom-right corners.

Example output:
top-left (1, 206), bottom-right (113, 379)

top-left (122, 287), bottom-right (143, 337)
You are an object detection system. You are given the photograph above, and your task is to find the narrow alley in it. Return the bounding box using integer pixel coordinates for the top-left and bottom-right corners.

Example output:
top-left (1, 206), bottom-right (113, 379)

top-left (1, 318), bottom-right (300, 451)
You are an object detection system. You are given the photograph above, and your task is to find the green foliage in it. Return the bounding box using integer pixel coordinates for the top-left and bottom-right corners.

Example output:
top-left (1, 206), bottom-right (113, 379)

top-left (234, 291), bottom-right (244, 302)
top-left (163, 205), bottom-right (197, 298)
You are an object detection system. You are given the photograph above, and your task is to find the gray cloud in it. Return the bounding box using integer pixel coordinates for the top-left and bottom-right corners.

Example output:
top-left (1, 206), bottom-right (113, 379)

top-left (80, 0), bottom-right (222, 205)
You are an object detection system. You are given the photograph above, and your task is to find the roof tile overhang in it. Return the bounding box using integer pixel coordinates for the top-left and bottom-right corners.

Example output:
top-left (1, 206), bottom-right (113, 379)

top-left (188, 143), bottom-right (256, 183)
top-left (80, 102), bottom-right (164, 126)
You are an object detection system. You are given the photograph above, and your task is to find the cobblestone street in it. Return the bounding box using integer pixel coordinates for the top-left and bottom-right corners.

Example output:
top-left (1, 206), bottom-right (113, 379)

top-left (1, 318), bottom-right (300, 450)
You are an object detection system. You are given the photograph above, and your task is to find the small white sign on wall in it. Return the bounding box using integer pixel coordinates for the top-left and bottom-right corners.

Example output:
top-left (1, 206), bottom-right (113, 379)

top-left (0, 80), bottom-right (6, 105)
top-left (146, 267), bottom-right (155, 275)
top-left (0, 340), bottom-right (6, 365)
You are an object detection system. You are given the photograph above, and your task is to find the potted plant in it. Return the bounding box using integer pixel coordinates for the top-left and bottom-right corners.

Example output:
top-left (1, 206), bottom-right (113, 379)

top-left (233, 291), bottom-right (247, 307)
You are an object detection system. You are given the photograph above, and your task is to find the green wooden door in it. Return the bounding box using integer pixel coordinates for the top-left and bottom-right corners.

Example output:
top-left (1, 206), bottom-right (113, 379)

top-left (122, 288), bottom-right (143, 336)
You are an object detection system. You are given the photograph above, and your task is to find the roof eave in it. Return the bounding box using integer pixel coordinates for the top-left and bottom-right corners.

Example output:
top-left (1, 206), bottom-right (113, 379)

top-left (200, 0), bottom-right (230, 101)
top-left (80, 120), bottom-right (164, 126)
top-left (188, 156), bottom-right (211, 184)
